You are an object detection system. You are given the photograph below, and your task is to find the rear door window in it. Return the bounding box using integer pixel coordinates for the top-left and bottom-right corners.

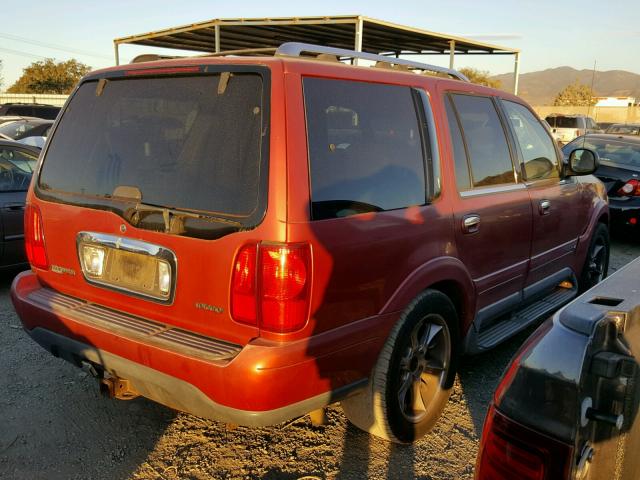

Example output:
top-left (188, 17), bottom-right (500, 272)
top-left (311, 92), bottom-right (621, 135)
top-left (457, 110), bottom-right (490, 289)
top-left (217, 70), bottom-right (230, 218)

top-left (546, 116), bottom-right (578, 129)
top-left (502, 100), bottom-right (559, 180)
top-left (303, 78), bottom-right (427, 220)
top-left (450, 94), bottom-right (515, 187)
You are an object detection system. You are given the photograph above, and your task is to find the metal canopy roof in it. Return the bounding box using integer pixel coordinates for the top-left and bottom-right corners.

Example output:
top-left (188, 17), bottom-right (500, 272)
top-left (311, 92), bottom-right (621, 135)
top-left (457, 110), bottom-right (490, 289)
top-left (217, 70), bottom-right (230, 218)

top-left (113, 15), bottom-right (521, 93)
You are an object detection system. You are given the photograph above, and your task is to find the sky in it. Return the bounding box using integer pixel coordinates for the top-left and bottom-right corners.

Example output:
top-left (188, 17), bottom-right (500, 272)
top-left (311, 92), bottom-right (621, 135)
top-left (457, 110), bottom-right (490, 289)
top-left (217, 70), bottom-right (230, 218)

top-left (1, 0), bottom-right (639, 89)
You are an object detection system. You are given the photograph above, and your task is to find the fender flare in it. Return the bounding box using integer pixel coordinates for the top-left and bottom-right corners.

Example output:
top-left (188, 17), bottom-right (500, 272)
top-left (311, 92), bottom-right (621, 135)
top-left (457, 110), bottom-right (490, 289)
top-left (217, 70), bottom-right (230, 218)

top-left (380, 256), bottom-right (476, 333)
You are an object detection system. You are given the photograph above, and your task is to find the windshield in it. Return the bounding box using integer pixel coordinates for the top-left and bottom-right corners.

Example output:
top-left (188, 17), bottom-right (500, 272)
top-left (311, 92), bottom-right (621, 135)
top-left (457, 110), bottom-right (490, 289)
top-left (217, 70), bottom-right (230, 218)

top-left (38, 72), bottom-right (266, 223)
top-left (563, 137), bottom-right (640, 168)
top-left (0, 146), bottom-right (38, 173)
top-left (545, 116), bottom-right (578, 129)
top-left (605, 124), bottom-right (640, 135)
top-left (0, 121), bottom-right (36, 140)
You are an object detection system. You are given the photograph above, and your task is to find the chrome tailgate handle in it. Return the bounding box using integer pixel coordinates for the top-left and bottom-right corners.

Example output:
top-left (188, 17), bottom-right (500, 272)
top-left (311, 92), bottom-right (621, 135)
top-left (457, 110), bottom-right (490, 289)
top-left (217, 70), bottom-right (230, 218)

top-left (462, 214), bottom-right (480, 234)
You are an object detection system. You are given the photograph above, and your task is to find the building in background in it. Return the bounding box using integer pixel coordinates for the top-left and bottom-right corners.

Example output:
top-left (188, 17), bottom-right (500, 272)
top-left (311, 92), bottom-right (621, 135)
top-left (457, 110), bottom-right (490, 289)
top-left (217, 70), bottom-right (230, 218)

top-left (594, 96), bottom-right (637, 107)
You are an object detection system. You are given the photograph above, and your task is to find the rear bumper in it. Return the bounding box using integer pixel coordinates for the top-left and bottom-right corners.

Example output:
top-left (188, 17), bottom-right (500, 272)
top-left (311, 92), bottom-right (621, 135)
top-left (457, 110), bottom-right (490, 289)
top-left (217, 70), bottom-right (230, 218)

top-left (609, 199), bottom-right (640, 227)
top-left (11, 271), bottom-right (386, 426)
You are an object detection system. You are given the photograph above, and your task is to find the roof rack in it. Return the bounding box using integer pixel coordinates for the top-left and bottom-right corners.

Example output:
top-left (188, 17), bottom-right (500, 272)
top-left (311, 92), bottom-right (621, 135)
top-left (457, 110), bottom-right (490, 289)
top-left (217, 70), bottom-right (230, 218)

top-left (128, 41), bottom-right (469, 82)
top-left (276, 43), bottom-right (468, 81)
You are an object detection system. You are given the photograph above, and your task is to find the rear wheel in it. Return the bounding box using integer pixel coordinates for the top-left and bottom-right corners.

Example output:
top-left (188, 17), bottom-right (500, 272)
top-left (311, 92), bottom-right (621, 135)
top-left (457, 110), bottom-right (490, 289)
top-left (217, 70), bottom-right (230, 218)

top-left (341, 289), bottom-right (459, 443)
top-left (579, 223), bottom-right (610, 292)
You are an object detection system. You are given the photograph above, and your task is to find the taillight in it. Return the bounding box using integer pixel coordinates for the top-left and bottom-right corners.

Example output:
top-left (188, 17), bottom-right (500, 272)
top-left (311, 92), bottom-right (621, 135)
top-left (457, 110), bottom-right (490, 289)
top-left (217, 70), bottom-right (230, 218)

top-left (231, 245), bottom-right (257, 324)
top-left (475, 405), bottom-right (573, 480)
top-left (231, 242), bottom-right (311, 334)
top-left (24, 204), bottom-right (49, 270)
top-left (617, 179), bottom-right (640, 196)
top-left (575, 129), bottom-right (583, 137)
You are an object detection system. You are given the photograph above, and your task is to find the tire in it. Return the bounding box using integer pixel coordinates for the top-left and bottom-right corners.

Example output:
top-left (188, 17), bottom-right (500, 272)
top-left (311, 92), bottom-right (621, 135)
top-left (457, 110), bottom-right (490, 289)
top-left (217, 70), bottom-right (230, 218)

top-left (341, 289), bottom-right (459, 443)
top-left (579, 223), bottom-right (610, 293)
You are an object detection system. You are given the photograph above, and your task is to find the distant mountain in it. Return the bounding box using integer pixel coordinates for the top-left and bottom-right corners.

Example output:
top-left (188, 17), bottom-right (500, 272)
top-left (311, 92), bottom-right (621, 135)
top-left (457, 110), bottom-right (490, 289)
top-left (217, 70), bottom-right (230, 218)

top-left (491, 67), bottom-right (640, 105)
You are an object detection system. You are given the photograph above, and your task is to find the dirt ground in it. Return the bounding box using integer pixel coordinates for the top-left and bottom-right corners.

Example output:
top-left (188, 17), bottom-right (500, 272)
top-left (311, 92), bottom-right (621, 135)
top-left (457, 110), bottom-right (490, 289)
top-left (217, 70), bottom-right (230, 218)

top-left (1, 236), bottom-right (638, 480)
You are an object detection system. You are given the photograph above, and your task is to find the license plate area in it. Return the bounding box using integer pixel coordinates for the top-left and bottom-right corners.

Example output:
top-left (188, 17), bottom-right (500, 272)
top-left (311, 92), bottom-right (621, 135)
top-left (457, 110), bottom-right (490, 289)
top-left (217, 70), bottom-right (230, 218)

top-left (77, 232), bottom-right (177, 304)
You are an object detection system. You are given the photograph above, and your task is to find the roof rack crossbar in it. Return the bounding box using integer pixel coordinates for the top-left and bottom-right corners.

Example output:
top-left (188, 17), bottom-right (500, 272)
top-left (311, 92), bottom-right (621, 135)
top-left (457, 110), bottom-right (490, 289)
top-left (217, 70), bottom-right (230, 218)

top-left (275, 42), bottom-right (469, 82)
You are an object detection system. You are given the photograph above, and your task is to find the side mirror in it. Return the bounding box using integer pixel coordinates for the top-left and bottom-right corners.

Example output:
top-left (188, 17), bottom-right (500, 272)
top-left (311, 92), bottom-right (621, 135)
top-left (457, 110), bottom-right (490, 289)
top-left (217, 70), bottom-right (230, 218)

top-left (565, 148), bottom-right (599, 176)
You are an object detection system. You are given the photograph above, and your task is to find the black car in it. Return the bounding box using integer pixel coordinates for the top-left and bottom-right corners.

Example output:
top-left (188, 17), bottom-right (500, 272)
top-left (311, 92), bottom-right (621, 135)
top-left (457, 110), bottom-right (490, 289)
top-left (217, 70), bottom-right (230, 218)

top-left (476, 257), bottom-right (640, 480)
top-left (563, 135), bottom-right (640, 229)
top-left (605, 123), bottom-right (640, 136)
top-left (0, 139), bottom-right (39, 268)
top-left (0, 103), bottom-right (60, 120)
top-left (0, 118), bottom-right (53, 141)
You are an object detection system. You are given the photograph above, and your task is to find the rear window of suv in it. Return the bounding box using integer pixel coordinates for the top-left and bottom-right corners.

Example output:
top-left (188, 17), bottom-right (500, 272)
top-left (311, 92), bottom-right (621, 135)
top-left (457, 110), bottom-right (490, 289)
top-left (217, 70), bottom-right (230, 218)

top-left (303, 78), bottom-right (427, 220)
top-left (545, 116), bottom-right (580, 128)
top-left (38, 71), bottom-right (267, 234)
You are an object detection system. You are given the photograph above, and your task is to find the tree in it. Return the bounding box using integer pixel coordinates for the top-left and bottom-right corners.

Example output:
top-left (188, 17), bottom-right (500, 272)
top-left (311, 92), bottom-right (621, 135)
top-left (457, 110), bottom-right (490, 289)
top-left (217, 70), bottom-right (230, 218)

top-left (459, 67), bottom-right (501, 89)
top-left (553, 80), bottom-right (596, 106)
top-left (7, 59), bottom-right (91, 94)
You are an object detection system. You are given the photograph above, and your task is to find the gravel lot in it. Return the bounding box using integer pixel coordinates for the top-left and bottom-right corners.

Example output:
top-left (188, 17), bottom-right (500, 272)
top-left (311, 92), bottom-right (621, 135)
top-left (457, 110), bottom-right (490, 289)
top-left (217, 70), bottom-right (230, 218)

top-left (1, 236), bottom-right (638, 480)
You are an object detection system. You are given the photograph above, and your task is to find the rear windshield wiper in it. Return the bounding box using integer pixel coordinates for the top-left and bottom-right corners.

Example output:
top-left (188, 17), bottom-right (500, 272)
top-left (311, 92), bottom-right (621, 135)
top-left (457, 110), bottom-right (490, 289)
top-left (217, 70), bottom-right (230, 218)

top-left (112, 185), bottom-right (242, 235)
top-left (126, 202), bottom-right (242, 235)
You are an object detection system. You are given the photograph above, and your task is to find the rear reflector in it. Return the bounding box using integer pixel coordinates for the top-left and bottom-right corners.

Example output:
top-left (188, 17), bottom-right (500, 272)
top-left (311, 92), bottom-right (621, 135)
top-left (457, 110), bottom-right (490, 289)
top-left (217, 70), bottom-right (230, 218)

top-left (231, 242), bottom-right (311, 334)
top-left (24, 204), bottom-right (49, 270)
top-left (476, 405), bottom-right (573, 480)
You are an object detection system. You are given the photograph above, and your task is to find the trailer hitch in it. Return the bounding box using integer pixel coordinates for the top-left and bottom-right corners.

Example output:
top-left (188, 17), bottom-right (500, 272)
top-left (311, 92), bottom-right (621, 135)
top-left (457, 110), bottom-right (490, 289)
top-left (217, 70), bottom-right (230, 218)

top-left (99, 375), bottom-right (139, 400)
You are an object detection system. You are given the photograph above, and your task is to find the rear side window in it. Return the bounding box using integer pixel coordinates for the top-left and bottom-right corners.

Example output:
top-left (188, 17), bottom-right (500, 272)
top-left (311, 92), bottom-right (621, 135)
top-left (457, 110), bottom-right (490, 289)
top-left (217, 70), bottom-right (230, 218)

top-left (303, 78), bottom-right (427, 220)
top-left (545, 116), bottom-right (578, 129)
top-left (444, 96), bottom-right (471, 190)
top-left (502, 100), bottom-right (559, 180)
top-left (450, 94), bottom-right (515, 187)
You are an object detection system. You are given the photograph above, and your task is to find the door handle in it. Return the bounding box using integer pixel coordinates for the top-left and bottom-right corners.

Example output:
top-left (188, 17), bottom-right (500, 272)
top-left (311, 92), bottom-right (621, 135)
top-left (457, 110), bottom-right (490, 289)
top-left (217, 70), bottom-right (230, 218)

top-left (462, 214), bottom-right (480, 234)
top-left (539, 199), bottom-right (551, 215)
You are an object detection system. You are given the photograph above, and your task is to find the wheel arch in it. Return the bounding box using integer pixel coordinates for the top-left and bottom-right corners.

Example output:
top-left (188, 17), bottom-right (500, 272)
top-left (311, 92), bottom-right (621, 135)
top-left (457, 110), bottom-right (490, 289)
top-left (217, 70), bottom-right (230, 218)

top-left (597, 211), bottom-right (609, 227)
top-left (380, 256), bottom-right (475, 335)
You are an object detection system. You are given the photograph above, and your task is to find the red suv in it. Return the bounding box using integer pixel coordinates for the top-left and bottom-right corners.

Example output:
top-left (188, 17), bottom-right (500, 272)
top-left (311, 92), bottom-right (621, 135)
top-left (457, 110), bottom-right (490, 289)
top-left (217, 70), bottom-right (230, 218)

top-left (11, 43), bottom-right (609, 444)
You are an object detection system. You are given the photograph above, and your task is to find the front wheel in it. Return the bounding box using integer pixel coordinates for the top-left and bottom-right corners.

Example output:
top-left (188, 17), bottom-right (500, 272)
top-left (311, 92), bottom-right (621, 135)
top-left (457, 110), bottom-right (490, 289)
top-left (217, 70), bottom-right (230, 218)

top-left (579, 223), bottom-right (610, 292)
top-left (341, 290), bottom-right (459, 443)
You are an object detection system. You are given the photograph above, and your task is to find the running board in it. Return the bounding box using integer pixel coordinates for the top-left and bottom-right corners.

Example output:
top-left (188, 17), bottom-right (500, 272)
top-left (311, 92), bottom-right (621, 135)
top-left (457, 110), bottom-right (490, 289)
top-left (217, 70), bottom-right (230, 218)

top-left (465, 283), bottom-right (578, 354)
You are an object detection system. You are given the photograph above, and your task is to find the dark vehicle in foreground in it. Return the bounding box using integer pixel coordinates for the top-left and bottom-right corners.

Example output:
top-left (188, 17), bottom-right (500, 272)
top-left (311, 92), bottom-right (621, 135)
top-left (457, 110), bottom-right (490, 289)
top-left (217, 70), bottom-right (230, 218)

top-left (546, 114), bottom-right (602, 145)
top-left (563, 135), bottom-right (640, 230)
top-left (10, 43), bottom-right (608, 443)
top-left (0, 139), bottom-right (39, 267)
top-left (0, 118), bottom-right (53, 142)
top-left (0, 103), bottom-right (60, 120)
top-left (605, 123), bottom-right (640, 136)
top-left (476, 257), bottom-right (640, 480)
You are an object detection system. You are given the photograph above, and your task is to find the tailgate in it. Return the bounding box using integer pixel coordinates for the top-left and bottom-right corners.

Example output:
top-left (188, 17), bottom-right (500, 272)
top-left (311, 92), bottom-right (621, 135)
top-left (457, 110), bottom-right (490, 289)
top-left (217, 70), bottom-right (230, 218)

top-left (33, 200), bottom-right (260, 345)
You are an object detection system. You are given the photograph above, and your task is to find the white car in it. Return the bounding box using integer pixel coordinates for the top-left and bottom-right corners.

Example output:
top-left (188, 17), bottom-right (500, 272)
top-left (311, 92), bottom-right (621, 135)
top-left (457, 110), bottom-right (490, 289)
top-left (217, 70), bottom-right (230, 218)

top-left (545, 114), bottom-right (602, 144)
